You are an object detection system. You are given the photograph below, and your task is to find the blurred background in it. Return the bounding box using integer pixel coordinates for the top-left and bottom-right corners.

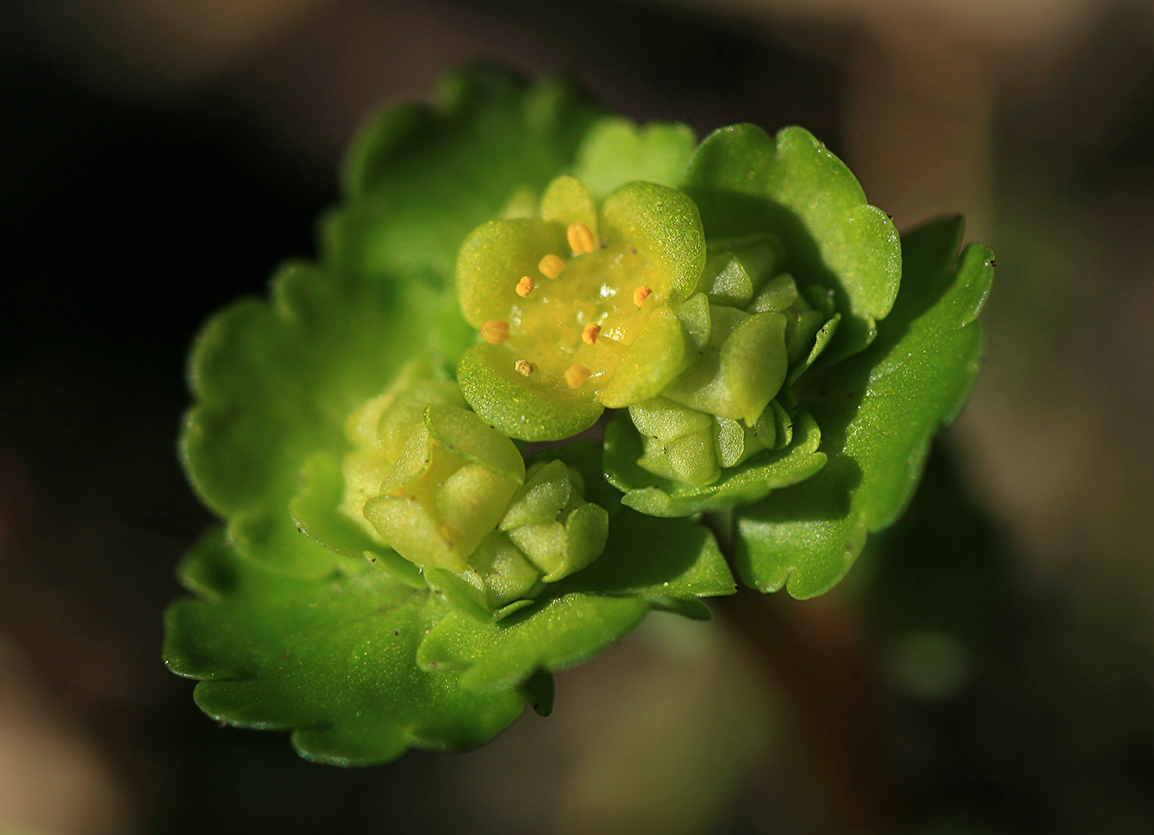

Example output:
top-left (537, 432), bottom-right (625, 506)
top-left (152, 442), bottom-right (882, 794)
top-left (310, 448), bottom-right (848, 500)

top-left (2, 0), bottom-right (1154, 832)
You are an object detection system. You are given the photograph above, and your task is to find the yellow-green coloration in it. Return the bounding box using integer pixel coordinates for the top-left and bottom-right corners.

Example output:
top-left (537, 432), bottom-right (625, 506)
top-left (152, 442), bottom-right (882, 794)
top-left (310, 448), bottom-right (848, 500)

top-left (457, 175), bottom-right (706, 441)
top-left (445, 457), bottom-right (609, 611)
top-left (629, 397), bottom-right (782, 488)
top-left (340, 366), bottom-right (610, 610)
top-left (500, 459), bottom-right (608, 582)
top-left (664, 299), bottom-right (788, 426)
top-left (626, 254), bottom-right (834, 490)
top-left (340, 369), bottom-right (525, 573)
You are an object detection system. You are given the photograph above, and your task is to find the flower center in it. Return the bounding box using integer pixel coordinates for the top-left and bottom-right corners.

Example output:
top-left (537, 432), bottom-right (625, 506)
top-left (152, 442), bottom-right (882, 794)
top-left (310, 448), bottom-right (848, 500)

top-left (497, 223), bottom-right (660, 394)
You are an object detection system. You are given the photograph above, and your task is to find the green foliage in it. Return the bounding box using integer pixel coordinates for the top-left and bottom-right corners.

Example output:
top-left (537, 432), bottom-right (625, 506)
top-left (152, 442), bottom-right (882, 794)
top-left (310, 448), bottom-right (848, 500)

top-left (733, 217), bottom-right (993, 598)
top-left (166, 67), bottom-right (993, 765)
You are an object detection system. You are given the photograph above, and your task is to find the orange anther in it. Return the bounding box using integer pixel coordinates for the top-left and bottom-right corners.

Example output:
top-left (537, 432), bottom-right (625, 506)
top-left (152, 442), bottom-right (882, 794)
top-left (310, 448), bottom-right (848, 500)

top-left (564, 363), bottom-right (591, 388)
top-left (481, 319), bottom-right (509, 344)
top-left (581, 323), bottom-right (601, 345)
top-left (633, 285), bottom-right (652, 307)
top-left (538, 254), bottom-right (566, 280)
top-left (567, 222), bottom-right (596, 255)
top-left (514, 360), bottom-right (534, 376)
top-left (516, 276), bottom-right (535, 297)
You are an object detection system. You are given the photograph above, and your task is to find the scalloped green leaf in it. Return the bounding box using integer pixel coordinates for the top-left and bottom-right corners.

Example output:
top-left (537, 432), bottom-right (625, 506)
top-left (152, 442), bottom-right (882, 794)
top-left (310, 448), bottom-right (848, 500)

top-left (416, 504), bottom-right (735, 689)
top-left (574, 117), bottom-right (697, 200)
top-left (682, 124), bottom-right (901, 361)
top-left (417, 592), bottom-right (650, 692)
top-left (325, 66), bottom-right (605, 284)
top-left (733, 216), bottom-right (993, 598)
top-left (183, 264), bottom-right (458, 578)
top-left (164, 531), bottom-right (526, 766)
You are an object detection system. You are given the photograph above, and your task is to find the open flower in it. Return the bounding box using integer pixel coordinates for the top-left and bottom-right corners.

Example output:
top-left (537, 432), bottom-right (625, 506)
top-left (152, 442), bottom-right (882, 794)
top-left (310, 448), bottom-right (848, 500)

top-left (164, 67), bottom-right (993, 766)
top-left (456, 175), bottom-right (705, 440)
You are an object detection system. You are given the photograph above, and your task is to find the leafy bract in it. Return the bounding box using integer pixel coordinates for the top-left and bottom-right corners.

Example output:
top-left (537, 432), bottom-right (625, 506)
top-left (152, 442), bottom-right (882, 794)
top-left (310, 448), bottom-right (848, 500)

top-left (418, 511), bottom-right (735, 690)
top-left (603, 408), bottom-right (827, 518)
top-left (683, 124), bottom-right (901, 361)
top-left (166, 511), bottom-right (733, 760)
top-left (574, 117), bottom-right (696, 200)
top-left (565, 510), bottom-right (737, 617)
top-left (164, 531), bottom-right (525, 765)
top-left (733, 216), bottom-right (993, 598)
top-left (326, 66), bottom-right (605, 284)
top-left (182, 265), bottom-right (454, 578)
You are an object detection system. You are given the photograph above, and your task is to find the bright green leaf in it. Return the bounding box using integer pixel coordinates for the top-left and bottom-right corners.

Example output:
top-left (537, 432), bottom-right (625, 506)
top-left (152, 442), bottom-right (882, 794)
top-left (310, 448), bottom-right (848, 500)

top-left (416, 507), bottom-right (734, 692)
top-left (574, 117), bottom-right (697, 200)
top-left (733, 216), bottom-right (993, 598)
top-left (164, 531), bottom-right (525, 766)
top-left (418, 592), bottom-right (650, 692)
top-left (326, 66), bottom-right (605, 283)
top-left (682, 124), bottom-right (901, 361)
top-left (183, 265), bottom-right (451, 578)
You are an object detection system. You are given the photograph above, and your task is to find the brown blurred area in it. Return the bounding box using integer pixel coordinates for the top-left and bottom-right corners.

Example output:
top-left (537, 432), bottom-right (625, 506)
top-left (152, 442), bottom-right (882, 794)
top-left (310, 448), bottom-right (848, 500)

top-left (2, 0), bottom-right (1154, 832)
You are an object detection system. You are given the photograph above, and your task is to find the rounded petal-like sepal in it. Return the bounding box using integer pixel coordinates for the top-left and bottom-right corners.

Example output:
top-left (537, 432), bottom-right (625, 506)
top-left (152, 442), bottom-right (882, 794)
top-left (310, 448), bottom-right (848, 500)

top-left (663, 305), bottom-right (789, 425)
top-left (599, 181), bottom-right (705, 305)
top-left (500, 459), bottom-right (609, 583)
top-left (457, 341), bottom-right (605, 441)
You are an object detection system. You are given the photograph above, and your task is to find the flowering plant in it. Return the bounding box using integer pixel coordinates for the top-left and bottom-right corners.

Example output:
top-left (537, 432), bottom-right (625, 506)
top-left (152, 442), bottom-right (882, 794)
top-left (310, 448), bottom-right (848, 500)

top-left (163, 67), bottom-right (993, 765)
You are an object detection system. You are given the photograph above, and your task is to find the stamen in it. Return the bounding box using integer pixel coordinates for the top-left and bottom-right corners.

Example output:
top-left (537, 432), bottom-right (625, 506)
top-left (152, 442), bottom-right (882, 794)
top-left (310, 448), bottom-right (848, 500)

top-left (481, 319), bottom-right (510, 344)
top-left (633, 285), bottom-right (652, 307)
top-left (516, 276), bottom-right (535, 297)
top-left (538, 254), bottom-right (566, 280)
top-left (564, 363), bottom-right (591, 388)
top-left (581, 323), bottom-right (601, 345)
top-left (514, 360), bottom-right (534, 377)
top-left (567, 222), bottom-right (596, 255)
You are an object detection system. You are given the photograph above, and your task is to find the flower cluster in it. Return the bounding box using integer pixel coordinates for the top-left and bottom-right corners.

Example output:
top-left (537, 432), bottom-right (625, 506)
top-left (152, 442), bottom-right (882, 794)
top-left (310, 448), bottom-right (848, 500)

top-left (164, 68), bottom-right (993, 765)
top-left (340, 363), bottom-right (608, 612)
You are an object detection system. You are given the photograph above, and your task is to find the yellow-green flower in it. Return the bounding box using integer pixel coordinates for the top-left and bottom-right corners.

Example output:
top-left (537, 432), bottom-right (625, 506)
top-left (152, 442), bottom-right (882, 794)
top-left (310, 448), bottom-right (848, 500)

top-left (340, 364), bottom-right (609, 609)
top-left (341, 369), bottom-right (525, 573)
top-left (456, 174), bottom-right (705, 440)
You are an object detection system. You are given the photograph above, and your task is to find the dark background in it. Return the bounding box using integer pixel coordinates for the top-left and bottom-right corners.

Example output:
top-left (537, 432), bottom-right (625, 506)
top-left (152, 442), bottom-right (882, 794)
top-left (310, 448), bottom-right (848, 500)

top-left (3, 0), bottom-right (1154, 832)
